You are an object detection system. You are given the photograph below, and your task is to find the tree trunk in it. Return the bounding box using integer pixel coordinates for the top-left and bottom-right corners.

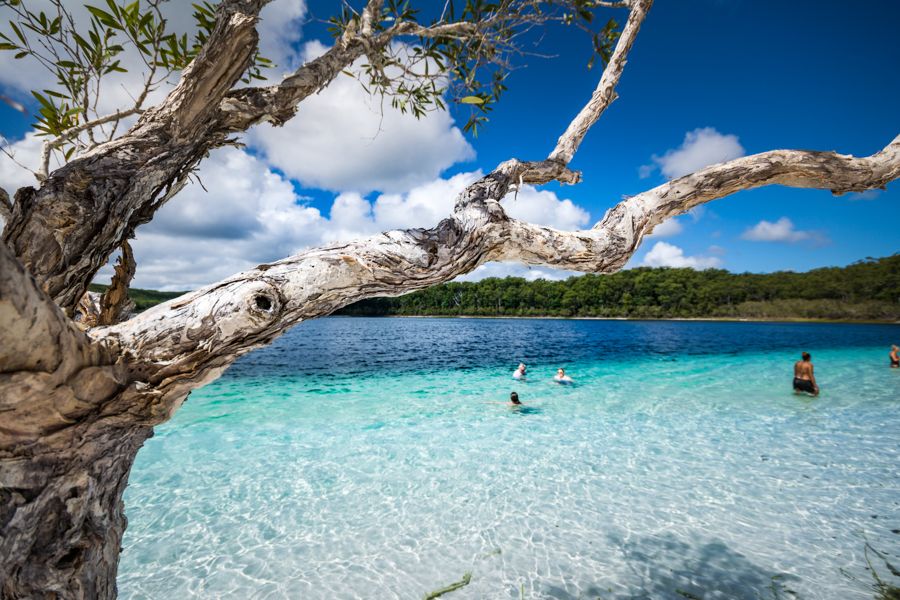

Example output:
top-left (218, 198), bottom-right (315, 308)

top-left (0, 242), bottom-right (158, 599)
top-left (1, 425), bottom-right (152, 600)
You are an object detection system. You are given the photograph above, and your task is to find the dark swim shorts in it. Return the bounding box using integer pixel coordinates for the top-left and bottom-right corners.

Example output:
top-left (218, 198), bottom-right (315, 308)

top-left (793, 378), bottom-right (815, 394)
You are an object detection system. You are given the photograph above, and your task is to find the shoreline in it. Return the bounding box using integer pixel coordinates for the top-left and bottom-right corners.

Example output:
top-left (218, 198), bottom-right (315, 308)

top-left (334, 314), bottom-right (900, 325)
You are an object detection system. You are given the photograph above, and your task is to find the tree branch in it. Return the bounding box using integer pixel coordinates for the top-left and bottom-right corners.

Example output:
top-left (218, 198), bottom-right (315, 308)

top-left (497, 135), bottom-right (900, 271)
top-left (548, 0), bottom-right (651, 165)
top-left (2, 0), bottom-right (272, 313)
top-left (88, 134), bottom-right (900, 418)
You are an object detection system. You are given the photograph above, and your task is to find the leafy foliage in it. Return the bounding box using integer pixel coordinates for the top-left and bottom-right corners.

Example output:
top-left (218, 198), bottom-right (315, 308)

top-left (0, 0), bottom-right (273, 158)
top-left (328, 0), bottom-right (622, 136)
top-left (339, 255), bottom-right (900, 321)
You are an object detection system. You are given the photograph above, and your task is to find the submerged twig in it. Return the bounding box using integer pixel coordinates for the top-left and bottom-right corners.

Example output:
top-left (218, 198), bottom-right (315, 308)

top-left (423, 572), bottom-right (473, 599)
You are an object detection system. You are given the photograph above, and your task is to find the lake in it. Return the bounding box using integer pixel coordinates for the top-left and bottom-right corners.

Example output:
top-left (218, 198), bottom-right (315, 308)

top-left (119, 318), bottom-right (900, 599)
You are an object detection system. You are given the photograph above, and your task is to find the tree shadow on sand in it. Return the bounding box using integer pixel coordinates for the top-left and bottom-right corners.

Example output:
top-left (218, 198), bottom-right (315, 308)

top-left (541, 532), bottom-right (800, 600)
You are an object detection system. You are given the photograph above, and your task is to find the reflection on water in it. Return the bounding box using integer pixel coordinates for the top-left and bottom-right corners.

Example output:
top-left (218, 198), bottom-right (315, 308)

top-left (120, 318), bottom-right (900, 599)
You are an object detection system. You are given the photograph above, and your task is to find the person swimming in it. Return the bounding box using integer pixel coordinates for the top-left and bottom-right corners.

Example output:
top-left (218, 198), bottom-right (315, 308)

top-left (553, 368), bottom-right (574, 384)
top-left (793, 352), bottom-right (819, 396)
top-left (890, 345), bottom-right (899, 368)
top-left (509, 391), bottom-right (522, 405)
top-left (513, 363), bottom-right (527, 380)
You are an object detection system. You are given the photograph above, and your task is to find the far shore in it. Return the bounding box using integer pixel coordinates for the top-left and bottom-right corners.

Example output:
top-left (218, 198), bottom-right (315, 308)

top-left (334, 314), bottom-right (900, 325)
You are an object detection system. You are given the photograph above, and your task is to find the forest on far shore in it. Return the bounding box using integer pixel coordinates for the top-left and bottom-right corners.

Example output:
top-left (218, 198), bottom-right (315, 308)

top-left (338, 254), bottom-right (900, 321)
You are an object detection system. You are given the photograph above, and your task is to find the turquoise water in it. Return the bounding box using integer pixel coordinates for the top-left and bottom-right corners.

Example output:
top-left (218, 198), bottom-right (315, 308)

top-left (119, 318), bottom-right (900, 599)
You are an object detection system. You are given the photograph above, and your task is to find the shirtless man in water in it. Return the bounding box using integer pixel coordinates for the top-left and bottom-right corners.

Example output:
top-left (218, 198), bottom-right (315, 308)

top-left (793, 352), bottom-right (819, 396)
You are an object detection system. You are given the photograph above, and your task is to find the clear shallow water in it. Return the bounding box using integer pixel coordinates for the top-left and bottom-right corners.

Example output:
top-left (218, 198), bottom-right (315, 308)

top-left (119, 318), bottom-right (900, 599)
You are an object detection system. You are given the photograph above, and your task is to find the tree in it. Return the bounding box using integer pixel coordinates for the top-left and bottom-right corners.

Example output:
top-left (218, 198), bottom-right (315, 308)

top-left (0, 0), bottom-right (898, 597)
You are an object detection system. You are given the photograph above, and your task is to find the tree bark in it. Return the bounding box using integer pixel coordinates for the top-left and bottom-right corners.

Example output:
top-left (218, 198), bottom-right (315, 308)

top-left (1, 0), bottom-right (269, 314)
top-left (0, 242), bottom-right (159, 599)
top-left (98, 241), bottom-right (136, 326)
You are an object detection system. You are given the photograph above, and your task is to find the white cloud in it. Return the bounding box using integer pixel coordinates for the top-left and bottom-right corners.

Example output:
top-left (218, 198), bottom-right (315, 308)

top-left (646, 127), bottom-right (745, 180)
top-left (456, 262), bottom-right (578, 282)
top-left (847, 189), bottom-right (881, 201)
top-left (247, 40), bottom-right (474, 194)
top-left (648, 217), bottom-right (683, 238)
top-left (501, 186), bottom-right (591, 231)
top-left (0, 132), bottom-right (46, 193)
top-left (118, 147), bottom-right (327, 290)
top-left (257, 1), bottom-right (307, 75)
top-left (641, 241), bottom-right (722, 269)
top-left (740, 217), bottom-right (822, 243)
top-left (638, 163), bottom-right (655, 179)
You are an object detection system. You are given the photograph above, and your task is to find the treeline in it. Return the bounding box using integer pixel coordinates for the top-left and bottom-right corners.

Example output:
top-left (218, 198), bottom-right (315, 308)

top-left (339, 255), bottom-right (900, 321)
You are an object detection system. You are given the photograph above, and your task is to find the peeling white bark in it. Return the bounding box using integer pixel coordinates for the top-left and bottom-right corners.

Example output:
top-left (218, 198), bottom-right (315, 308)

top-left (92, 134), bottom-right (900, 396)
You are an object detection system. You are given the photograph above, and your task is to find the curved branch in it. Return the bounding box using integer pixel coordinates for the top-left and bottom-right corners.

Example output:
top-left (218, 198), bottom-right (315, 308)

top-left (89, 134), bottom-right (900, 417)
top-left (492, 0), bottom-right (652, 188)
top-left (496, 135), bottom-right (900, 272)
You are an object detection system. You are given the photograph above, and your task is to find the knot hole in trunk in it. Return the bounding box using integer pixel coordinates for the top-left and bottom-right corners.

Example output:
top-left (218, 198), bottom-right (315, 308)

top-left (254, 295), bottom-right (273, 312)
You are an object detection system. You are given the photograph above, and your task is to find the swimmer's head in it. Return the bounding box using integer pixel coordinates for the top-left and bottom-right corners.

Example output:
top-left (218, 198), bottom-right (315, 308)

top-left (557, 368), bottom-right (565, 376)
top-left (801, 352), bottom-right (811, 362)
top-left (510, 392), bottom-right (521, 405)
top-left (518, 363), bottom-right (526, 370)
top-left (893, 345), bottom-right (899, 352)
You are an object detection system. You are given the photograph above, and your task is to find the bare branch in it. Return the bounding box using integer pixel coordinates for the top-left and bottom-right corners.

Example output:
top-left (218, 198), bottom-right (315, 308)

top-left (549, 0), bottom-right (652, 164)
top-left (498, 135), bottom-right (900, 272)
top-left (90, 134), bottom-right (900, 412)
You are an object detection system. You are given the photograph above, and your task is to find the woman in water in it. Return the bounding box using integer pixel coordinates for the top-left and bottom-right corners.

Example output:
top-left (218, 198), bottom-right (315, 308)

top-left (513, 363), bottom-right (527, 380)
top-left (891, 345), bottom-right (899, 368)
top-left (553, 368), bottom-right (574, 384)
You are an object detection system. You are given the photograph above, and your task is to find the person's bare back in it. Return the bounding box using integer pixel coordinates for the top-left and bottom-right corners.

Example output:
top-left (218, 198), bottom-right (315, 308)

top-left (793, 352), bottom-right (819, 396)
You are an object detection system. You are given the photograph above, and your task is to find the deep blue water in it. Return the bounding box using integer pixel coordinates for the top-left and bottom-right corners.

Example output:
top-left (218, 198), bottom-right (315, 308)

top-left (120, 318), bottom-right (900, 599)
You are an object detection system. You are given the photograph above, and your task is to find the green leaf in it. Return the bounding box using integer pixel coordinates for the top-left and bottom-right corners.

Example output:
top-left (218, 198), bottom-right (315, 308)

top-left (459, 95), bottom-right (484, 105)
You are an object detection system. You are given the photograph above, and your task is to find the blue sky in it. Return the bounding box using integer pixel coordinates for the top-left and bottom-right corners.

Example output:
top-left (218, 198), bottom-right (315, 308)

top-left (0, 0), bottom-right (897, 289)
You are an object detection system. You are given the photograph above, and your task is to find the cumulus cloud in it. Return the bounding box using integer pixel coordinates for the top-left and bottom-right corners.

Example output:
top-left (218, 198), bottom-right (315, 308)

top-left (740, 217), bottom-right (825, 243)
top-left (643, 127), bottom-right (745, 180)
top-left (501, 187), bottom-right (591, 231)
top-left (117, 147), bottom-right (327, 290)
top-left (648, 217), bottom-right (684, 238)
top-left (247, 40), bottom-right (474, 194)
top-left (456, 262), bottom-right (579, 282)
top-left (641, 241), bottom-right (722, 269)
